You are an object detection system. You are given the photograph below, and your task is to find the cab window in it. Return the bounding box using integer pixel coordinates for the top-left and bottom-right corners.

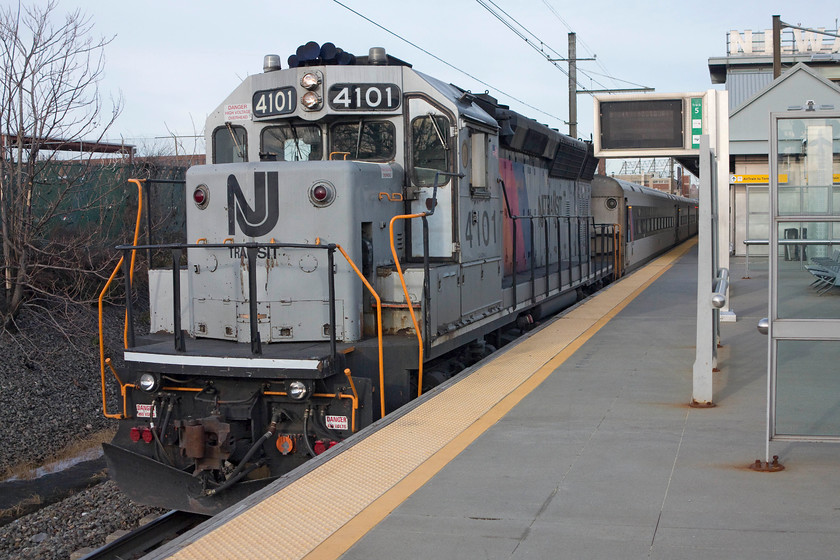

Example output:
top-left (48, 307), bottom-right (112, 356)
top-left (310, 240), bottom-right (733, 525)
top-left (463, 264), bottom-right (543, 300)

top-left (261, 124), bottom-right (322, 161)
top-left (213, 125), bottom-right (247, 163)
top-left (330, 120), bottom-right (395, 161)
top-left (412, 115), bottom-right (450, 186)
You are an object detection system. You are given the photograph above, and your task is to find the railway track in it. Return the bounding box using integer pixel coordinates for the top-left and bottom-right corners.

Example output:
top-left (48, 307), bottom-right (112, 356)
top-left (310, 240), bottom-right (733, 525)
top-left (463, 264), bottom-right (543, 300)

top-left (78, 510), bottom-right (209, 560)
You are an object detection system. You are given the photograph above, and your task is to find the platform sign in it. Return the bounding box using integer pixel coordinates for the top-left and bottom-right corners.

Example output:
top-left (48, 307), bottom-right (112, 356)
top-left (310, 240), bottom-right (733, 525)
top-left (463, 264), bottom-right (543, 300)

top-left (690, 97), bottom-right (703, 149)
top-left (599, 99), bottom-right (684, 149)
top-left (593, 92), bottom-right (707, 158)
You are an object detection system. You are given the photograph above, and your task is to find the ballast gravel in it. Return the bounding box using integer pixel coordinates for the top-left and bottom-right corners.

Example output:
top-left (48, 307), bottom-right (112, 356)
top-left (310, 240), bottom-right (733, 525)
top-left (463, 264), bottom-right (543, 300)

top-left (0, 481), bottom-right (164, 560)
top-left (0, 305), bottom-right (165, 558)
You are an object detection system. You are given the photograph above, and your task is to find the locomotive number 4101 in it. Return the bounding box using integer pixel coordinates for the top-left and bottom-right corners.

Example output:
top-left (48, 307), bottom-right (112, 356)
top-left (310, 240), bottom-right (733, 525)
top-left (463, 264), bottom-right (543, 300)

top-left (328, 83), bottom-right (401, 111)
top-left (253, 87), bottom-right (297, 118)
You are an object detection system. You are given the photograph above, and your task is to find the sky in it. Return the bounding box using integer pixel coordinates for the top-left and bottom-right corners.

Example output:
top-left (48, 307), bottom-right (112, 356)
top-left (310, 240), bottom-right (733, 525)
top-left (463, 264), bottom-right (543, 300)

top-left (8, 0), bottom-right (840, 156)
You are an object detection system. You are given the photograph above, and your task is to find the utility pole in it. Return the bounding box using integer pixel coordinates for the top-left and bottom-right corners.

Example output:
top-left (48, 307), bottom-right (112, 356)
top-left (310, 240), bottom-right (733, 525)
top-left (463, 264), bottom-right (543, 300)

top-left (773, 14), bottom-right (782, 79)
top-left (669, 157), bottom-right (674, 194)
top-left (568, 33), bottom-right (577, 139)
top-left (550, 32), bottom-right (650, 140)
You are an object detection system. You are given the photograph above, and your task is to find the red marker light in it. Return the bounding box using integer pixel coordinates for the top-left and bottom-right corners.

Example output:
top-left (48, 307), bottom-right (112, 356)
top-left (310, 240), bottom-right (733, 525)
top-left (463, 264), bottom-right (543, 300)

top-left (313, 185), bottom-right (328, 201)
top-left (193, 188), bottom-right (206, 205)
top-left (130, 427), bottom-right (141, 442)
top-left (141, 427), bottom-right (154, 444)
top-left (309, 183), bottom-right (335, 206)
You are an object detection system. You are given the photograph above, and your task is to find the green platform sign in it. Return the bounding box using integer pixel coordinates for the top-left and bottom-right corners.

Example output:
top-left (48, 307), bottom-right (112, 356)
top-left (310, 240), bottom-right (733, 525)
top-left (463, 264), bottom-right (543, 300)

top-left (690, 97), bottom-right (703, 149)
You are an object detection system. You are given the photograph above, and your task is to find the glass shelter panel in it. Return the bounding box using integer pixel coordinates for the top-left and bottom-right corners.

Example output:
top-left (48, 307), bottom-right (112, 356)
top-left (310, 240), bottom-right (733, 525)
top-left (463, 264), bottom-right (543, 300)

top-left (775, 340), bottom-right (840, 437)
top-left (775, 118), bottom-right (840, 217)
top-left (770, 113), bottom-right (840, 441)
top-left (776, 221), bottom-right (840, 319)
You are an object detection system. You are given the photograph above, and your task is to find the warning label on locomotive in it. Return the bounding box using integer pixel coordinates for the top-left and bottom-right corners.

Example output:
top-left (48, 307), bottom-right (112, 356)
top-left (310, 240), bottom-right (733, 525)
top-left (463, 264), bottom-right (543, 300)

top-left (224, 103), bottom-right (251, 121)
top-left (325, 415), bottom-right (348, 430)
top-left (135, 404), bottom-right (157, 418)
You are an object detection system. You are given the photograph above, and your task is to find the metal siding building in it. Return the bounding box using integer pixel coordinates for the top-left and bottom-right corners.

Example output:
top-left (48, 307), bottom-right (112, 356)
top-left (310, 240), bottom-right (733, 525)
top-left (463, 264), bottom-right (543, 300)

top-left (708, 27), bottom-right (840, 256)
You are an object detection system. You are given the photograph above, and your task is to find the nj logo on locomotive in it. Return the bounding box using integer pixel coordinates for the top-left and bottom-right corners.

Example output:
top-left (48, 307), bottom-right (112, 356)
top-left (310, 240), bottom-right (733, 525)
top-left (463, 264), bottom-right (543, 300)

top-left (227, 171), bottom-right (279, 237)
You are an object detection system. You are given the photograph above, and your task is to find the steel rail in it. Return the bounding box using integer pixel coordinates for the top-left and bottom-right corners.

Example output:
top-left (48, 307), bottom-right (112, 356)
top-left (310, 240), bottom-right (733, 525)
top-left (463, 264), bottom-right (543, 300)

top-left (78, 510), bottom-right (209, 560)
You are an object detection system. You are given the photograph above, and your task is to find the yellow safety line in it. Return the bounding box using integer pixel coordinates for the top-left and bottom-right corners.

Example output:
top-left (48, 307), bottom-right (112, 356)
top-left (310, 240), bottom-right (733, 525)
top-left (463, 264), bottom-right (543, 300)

top-left (169, 238), bottom-right (696, 560)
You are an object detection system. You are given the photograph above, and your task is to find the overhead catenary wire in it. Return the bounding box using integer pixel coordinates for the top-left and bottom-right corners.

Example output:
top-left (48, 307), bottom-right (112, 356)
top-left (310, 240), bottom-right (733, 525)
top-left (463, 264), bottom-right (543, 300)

top-left (478, 0), bottom-right (651, 95)
top-left (541, 0), bottom-right (621, 90)
top-left (476, 0), bottom-right (594, 91)
top-left (330, 0), bottom-right (567, 124)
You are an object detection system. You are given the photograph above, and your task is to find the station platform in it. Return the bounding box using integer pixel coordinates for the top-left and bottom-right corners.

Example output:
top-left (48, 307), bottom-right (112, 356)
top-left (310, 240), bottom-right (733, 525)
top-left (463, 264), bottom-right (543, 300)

top-left (148, 240), bottom-right (840, 560)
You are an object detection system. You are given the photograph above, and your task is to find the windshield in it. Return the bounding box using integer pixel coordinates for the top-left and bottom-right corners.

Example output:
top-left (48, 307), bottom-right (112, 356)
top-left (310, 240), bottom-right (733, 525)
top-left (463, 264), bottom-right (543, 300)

top-left (261, 124), bottom-right (322, 161)
top-left (330, 120), bottom-right (395, 161)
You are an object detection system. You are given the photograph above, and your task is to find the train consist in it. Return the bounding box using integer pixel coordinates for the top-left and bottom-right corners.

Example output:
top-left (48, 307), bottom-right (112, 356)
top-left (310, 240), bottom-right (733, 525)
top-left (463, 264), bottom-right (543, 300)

top-left (591, 175), bottom-right (697, 269)
top-left (99, 42), bottom-right (697, 514)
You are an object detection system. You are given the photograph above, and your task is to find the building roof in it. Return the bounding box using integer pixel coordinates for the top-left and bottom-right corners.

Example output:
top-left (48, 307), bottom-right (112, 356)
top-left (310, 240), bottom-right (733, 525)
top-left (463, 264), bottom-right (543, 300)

top-left (728, 62), bottom-right (840, 155)
top-left (0, 134), bottom-right (135, 155)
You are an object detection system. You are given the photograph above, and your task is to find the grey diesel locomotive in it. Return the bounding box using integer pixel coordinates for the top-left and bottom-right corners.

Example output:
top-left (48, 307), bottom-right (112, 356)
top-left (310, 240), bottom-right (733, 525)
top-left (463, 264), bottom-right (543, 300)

top-left (99, 42), bottom-right (694, 514)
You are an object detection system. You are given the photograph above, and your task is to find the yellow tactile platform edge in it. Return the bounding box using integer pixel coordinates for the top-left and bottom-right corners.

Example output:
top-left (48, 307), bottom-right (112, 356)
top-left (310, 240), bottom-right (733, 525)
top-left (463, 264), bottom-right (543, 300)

top-left (168, 239), bottom-right (696, 560)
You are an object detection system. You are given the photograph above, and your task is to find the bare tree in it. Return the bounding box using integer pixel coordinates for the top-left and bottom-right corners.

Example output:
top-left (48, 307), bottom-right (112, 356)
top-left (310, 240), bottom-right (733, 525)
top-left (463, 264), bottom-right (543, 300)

top-left (0, 1), bottom-right (123, 330)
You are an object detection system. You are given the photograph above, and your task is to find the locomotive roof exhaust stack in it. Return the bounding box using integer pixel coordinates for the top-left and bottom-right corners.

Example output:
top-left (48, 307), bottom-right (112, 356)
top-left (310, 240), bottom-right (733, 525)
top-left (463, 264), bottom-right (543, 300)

top-left (263, 54), bottom-right (282, 73)
top-left (369, 47), bottom-right (387, 65)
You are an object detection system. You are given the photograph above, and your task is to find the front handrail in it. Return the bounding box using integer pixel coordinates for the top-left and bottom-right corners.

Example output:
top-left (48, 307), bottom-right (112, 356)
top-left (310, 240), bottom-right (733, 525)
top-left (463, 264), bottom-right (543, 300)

top-left (98, 179), bottom-right (145, 419)
top-left (389, 213), bottom-right (427, 398)
top-left (387, 170), bottom-right (462, 399)
top-left (124, 179), bottom-right (144, 348)
top-left (335, 244), bottom-right (386, 417)
top-left (115, 241), bottom-right (339, 363)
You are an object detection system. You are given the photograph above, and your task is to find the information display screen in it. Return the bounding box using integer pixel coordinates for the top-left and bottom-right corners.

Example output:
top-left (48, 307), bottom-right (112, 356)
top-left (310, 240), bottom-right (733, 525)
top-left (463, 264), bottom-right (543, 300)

top-left (600, 99), bottom-right (684, 149)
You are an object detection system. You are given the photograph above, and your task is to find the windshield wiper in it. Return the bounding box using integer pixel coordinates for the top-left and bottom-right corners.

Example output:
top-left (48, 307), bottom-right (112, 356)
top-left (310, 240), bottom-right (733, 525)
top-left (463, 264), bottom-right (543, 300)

top-left (225, 122), bottom-right (246, 161)
top-left (287, 122), bottom-right (304, 161)
top-left (353, 119), bottom-right (365, 159)
top-left (427, 112), bottom-right (448, 151)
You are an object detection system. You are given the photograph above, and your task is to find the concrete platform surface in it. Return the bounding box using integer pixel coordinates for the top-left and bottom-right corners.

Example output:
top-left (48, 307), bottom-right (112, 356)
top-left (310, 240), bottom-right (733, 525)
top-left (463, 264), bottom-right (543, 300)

top-left (338, 247), bottom-right (840, 560)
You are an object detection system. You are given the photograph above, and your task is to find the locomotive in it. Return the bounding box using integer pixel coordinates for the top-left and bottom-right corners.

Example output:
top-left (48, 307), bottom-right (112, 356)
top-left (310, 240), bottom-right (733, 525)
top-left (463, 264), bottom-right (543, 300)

top-left (99, 42), bottom-right (696, 514)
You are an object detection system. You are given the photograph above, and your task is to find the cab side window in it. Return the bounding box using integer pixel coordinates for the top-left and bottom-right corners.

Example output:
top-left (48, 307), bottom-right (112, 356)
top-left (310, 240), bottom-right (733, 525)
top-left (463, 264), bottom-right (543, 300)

top-left (213, 125), bottom-right (247, 163)
top-left (412, 115), bottom-right (450, 186)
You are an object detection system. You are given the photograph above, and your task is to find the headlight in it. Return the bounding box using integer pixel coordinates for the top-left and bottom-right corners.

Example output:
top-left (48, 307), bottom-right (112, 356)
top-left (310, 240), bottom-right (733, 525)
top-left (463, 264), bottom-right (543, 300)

top-left (287, 380), bottom-right (310, 400)
top-left (300, 72), bottom-right (321, 90)
top-left (301, 91), bottom-right (321, 109)
top-left (139, 373), bottom-right (161, 393)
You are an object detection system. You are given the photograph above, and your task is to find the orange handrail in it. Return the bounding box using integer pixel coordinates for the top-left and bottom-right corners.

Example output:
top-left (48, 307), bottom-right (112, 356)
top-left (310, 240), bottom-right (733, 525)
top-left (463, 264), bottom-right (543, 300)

top-left (99, 266), bottom-right (125, 419)
top-left (98, 178), bottom-right (145, 419)
top-left (389, 213), bottom-right (426, 398)
top-left (335, 244), bottom-right (386, 416)
top-left (123, 179), bottom-right (144, 348)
